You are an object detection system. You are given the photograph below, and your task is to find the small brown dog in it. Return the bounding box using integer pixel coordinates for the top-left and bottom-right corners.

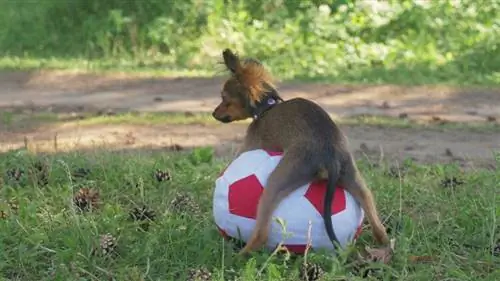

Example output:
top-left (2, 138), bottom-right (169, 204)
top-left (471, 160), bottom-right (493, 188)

top-left (212, 49), bottom-right (390, 255)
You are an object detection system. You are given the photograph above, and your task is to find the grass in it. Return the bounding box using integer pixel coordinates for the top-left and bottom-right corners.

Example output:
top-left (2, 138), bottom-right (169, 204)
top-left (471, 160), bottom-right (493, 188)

top-left (0, 56), bottom-right (217, 78)
top-left (1, 55), bottom-right (499, 87)
top-left (0, 146), bottom-right (498, 281)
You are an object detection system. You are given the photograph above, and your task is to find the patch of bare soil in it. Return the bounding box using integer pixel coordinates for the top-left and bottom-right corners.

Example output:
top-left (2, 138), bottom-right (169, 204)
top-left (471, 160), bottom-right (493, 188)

top-left (1, 70), bottom-right (499, 169)
top-left (1, 122), bottom-right (498, 170)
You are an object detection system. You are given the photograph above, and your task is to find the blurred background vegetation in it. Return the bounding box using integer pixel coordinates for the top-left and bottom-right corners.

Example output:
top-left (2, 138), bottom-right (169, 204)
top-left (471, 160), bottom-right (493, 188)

top-left (0, 0), bottom-right (499, 84)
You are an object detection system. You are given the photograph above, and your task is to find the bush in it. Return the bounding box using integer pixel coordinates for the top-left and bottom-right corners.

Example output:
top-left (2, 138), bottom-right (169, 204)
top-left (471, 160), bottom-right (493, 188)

top-left (0, 0), bottom-right (499, 84)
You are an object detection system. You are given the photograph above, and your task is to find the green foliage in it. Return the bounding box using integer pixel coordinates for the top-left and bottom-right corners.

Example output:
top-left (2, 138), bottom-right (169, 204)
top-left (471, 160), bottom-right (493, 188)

top-left (188, 147), bottom-right (215, 165)
top-left (0, 0), bottom-right (499, 84)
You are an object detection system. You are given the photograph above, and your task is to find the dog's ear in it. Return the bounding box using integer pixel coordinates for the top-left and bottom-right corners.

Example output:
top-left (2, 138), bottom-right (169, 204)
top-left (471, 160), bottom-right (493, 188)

top-left (222, 48), bottom-right (241, 74)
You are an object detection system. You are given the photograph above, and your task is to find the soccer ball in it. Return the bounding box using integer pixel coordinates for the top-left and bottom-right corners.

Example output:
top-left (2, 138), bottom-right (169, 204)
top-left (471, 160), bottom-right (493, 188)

top-left (213, 149), bottom-right (364, 254)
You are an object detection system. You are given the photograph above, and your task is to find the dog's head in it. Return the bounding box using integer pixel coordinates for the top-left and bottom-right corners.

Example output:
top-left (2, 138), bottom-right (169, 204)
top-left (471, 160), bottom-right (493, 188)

top-left (212, 48), bottom-right (278, 123)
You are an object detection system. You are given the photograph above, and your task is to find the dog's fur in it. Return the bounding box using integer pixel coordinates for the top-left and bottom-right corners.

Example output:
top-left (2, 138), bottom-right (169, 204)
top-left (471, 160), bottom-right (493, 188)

top-left (212, 49), bottom-right (389, 254)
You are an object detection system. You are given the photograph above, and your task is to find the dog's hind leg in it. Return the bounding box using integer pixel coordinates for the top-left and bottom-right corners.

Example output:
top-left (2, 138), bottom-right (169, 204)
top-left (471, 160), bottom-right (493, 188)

top-left (340, 155), bottom-right (389, 245)
top-left (239, 147), bottom-right (318, 254)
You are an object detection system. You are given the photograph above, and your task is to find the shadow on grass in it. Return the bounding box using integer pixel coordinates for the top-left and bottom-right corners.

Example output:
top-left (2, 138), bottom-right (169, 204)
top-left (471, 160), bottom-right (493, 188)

top-left (2, 108), bottom-right (500, 137)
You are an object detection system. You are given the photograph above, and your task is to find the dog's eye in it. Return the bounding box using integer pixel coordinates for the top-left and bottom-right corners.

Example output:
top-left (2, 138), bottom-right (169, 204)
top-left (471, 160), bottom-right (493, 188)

top-left (222, 96), bottom-right (231, 104)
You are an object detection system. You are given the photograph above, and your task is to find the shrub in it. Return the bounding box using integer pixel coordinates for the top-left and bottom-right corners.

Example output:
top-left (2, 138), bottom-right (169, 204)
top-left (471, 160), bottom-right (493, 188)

top-left (0, 0), bottom-right (498, 84)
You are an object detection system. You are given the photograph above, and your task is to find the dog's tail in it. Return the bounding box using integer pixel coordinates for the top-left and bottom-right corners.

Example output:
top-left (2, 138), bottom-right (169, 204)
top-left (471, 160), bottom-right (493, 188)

top-left (322, 157), bottom-right (342, 251)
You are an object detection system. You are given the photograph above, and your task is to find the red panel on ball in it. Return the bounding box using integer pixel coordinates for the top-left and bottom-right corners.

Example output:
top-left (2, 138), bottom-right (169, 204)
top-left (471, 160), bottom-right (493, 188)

top-left (263, 149), bottom-right (283, 156)
top-left (283, 244), bottom-right (308, 254)
top-left (304, 180), bottom-right (347, 216)
top-left (228, 175), bottom-right (264, 219)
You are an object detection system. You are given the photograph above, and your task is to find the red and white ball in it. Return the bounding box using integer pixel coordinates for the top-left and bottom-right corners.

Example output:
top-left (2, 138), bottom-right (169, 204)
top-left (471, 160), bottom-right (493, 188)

top-left (213, 149), bottom-right (364, 254)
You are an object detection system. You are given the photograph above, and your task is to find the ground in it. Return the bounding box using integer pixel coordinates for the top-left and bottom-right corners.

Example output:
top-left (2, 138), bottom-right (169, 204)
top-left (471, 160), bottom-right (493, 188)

top-left (1, 70), bottom-right (499, 169)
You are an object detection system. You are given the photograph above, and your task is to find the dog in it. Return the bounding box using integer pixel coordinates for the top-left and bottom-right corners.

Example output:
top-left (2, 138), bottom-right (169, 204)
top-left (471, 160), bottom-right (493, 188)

top-left (212, 48), bottom-right (390, 256)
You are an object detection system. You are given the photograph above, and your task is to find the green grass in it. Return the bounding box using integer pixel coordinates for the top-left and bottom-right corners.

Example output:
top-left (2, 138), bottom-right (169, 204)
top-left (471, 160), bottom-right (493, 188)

top-left (1, 54), bottom-right (499, 87)
top-left (76, 112), bottom-right (220, 126)
top-left (0, 146), bottom-right (498, 280)
top-left (1, 111), bottom-right (59, 128)
top-left (0, 56), bottom-right (217, 78)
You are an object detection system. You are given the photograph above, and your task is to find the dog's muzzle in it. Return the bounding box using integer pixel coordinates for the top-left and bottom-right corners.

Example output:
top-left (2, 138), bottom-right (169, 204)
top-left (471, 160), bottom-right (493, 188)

top-left (212, 112), bottom-right (231, 123)
top-left (218, 116), bottom-right (231, 123)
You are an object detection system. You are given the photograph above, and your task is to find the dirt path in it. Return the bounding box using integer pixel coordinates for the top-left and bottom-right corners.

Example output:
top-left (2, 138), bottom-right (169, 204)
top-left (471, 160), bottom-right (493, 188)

top-left (1, 70), bottom-right (499, 169)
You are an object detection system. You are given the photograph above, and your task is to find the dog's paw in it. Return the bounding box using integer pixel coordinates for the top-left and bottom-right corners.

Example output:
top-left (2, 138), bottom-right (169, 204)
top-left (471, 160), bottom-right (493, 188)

top-left (365, 238), bottom-right (396, 264)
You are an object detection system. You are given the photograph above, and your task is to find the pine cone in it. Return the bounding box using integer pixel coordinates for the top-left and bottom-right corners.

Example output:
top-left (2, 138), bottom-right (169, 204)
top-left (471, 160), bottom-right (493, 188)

top-left (6, 168), bottom-right (24, 182)
top-left (186, 267), bottom-right (212, 281)
top-left (493, 242), bottom-right (500, 257)
top-left (29, 160), bottom-right (49, 186)
top-left (386, 165), bottom-right (407, 178)
top-left (0, 210), bottom-right (7, 219)
top-left (299, 262), bottom-right (325, 281)
top-left (129, 205), bottom-right (156, 231)
top-left (73, 187), bottom-right (100, 212)
top-left (440, 176), bottom-right (464, 188)
top-left (129, 205), bottom-right (156, 221)
top-left (8, 199), bottom-right (19, 213)
top-left (170, 192), bottom-right (201, 215)
top-left (72, 167), bottom-right (91, 180)
top-left (154, 169), bottom-right (171, 182)
top-left (98, 233), bottom-right (117, 256)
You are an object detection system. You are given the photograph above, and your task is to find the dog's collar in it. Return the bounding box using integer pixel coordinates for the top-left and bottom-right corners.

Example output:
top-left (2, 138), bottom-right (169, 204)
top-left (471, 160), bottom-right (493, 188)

top-left (250, 94), bottom-right (283, 120)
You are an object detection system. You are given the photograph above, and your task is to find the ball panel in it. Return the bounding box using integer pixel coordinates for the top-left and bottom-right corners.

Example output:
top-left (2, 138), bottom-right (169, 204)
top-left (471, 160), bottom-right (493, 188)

top-left (221, 150), bottom-right (271, 184)
top-left (213, 176), bottom-right (232, 238)
top-left (213, 175), bottom-right (230, 215)
top-left (218, 213), bottom-right (257, 243)
top-left (263, 149), bottom-right (284, 156)
top-left (267, 185), bottom-right (318, 248)
top-left (304, 180), bottom-right (347, 216)
top-left (228, 174), bottom-right (263, 219)
top-left (312, 190), bottom-right (365, 249)
top-left (282, 244), bottom-right (307, 254)
top-left (249, 153), bottom-right (283, 190)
